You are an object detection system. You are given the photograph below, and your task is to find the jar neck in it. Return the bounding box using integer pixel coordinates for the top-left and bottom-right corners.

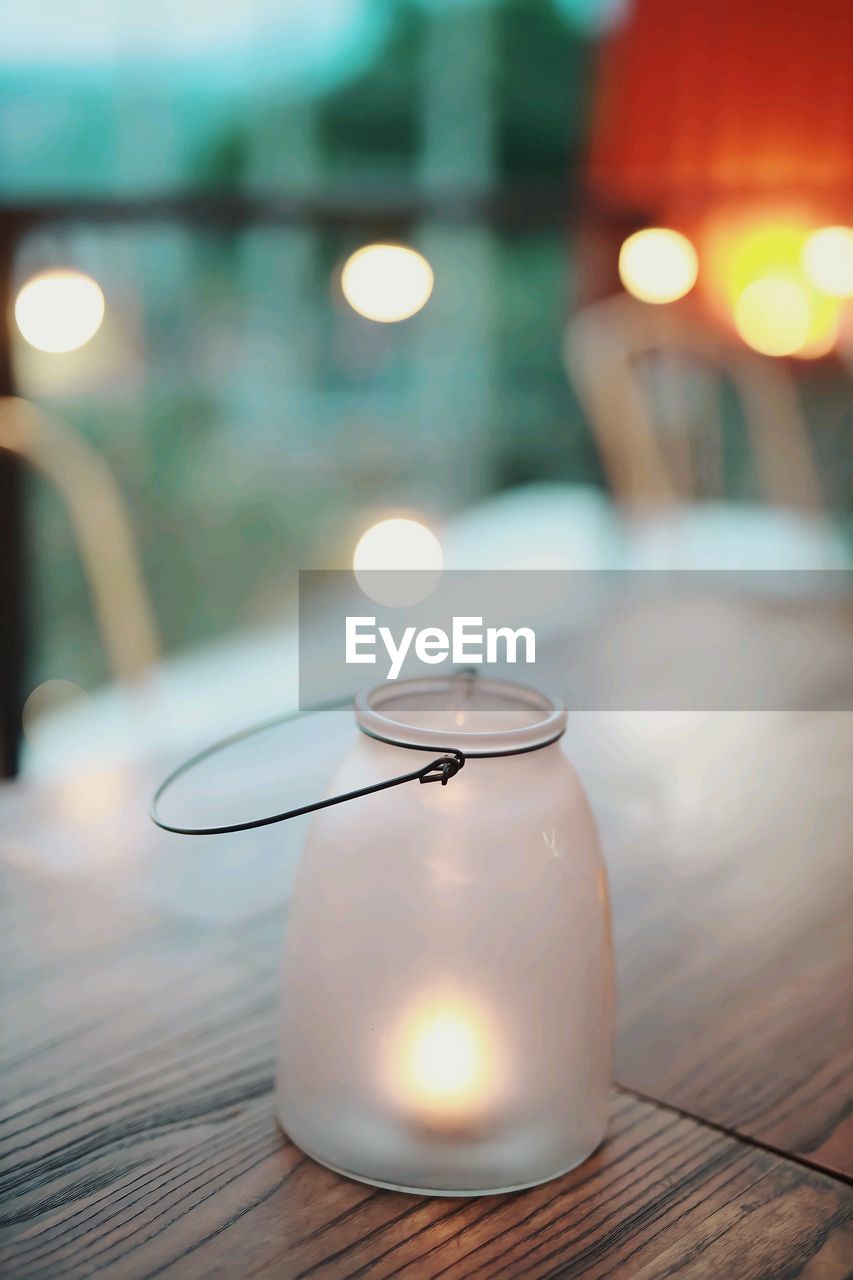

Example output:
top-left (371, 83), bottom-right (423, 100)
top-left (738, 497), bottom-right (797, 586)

top-left (354, 676), bottom-right (567, 759)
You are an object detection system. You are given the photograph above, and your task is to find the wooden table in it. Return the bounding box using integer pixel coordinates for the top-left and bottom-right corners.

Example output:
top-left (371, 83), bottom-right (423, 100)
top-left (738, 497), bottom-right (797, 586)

top-left (1, 706), bottom-right (851, 1278)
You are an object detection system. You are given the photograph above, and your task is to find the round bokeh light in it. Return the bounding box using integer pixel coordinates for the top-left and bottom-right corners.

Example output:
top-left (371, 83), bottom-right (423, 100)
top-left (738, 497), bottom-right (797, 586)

top-left (734, 276), bottom-right (820, 357)
top-left (618, 228), bottom-right (698, 305)
top-left (353, 516), bottom-right (443, 607)
top-left (341, 244), bottom-right (434, 323)
top-left (802, 226), bottom-right (853, 298)
top-left (15, 270), bottom-right (105, 353)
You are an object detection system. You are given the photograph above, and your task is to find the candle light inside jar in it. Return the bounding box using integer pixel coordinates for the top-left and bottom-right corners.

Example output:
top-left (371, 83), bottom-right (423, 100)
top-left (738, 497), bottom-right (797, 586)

top-left (389, 994), bottom-right (497, 1128)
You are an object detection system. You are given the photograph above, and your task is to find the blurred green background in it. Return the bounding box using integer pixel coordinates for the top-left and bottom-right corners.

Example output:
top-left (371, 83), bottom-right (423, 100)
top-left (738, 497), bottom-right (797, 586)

top-left (3, 0), bottom-right (851, 701)
top-left (5, 0), bottom-right (611, 690)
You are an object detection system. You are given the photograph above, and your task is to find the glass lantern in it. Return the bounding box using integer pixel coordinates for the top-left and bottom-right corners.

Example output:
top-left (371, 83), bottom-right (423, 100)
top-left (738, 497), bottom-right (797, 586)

top-left (275, 676), bottom-right (614, 1195)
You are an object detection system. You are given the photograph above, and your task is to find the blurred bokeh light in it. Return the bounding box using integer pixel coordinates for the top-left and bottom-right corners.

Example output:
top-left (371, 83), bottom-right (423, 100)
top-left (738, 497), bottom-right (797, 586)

top-left (803, 227), bottom-right (853, 298)
top-left (22, 679), bottom-right (90, 746)
top-left (15, 270), bottom-right (105, 353)
top-left (341, 245), bottom-right (434, 323)
top-left (700, 213), bottom-right (842, 356)
top-left (1, 0), bottom-right (850, 780)
top-left (618, 229), bottom-right (698, 305)
top-left (353, 516), bottom-right (443, 607)
top-left (354, 516), bottom-right (442, 573)
top-left (733, 278), bottom-right (812, 357)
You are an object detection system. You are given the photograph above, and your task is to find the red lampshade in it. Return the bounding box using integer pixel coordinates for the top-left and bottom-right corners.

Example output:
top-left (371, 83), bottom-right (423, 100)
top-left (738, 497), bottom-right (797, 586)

top-left (587, 0), bottom-right (853, 220)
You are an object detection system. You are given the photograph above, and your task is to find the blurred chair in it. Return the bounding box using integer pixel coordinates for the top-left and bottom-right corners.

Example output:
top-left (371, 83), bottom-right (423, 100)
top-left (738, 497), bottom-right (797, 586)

top-left (440, 294), bottom-right (846, 576)
top-left (561, 294), bottom-right (848, 571)
top-left (0, 397), bottom-right (159, 686)
top-left (563, 293), bottom-right (825, 513)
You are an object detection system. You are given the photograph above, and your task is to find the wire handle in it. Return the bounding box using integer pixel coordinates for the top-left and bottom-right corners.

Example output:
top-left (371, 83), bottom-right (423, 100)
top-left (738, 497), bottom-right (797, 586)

top-left (150, 730), bottom-right (465, 837)
top-left (149, 673), bottom-right (561, 839)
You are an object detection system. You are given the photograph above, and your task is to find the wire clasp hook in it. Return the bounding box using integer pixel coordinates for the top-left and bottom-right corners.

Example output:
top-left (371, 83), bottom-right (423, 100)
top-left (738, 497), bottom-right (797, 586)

top-left (418, 751), bottom-right (466, 786)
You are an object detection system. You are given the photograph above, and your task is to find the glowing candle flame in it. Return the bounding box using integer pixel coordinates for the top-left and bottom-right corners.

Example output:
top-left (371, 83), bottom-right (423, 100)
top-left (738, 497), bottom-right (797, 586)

top-left (390, 994), bottom-right (496, 1124)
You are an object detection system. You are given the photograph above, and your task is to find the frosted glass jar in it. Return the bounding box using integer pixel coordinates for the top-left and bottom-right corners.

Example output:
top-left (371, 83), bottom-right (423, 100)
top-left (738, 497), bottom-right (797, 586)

top-left (276, 676), bottom-right (614, 1195)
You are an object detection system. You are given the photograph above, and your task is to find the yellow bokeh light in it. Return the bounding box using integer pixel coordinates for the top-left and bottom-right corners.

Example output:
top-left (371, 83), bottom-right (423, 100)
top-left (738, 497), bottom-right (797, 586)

top-left (794, 308), bottom-right (841, 360)
top-left (699, 210), bottom-right (842, 357)
top-left (802, 226), bottom-right (853, 298)
top-left (618, 228), bottom-right (698, 304)
top-left (733, 277), bottom-right (812, 356)
top-left (341, 244), bottom-right (434, 323)
top-left (14, 270), bottom-right (105, 353)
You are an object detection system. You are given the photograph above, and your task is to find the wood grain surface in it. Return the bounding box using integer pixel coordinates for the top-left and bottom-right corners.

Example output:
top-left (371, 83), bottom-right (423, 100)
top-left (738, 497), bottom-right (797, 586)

top-left (564, 706), bottom-right (853, 1179)
top-left (1, 695), bottom-right (852, 1276)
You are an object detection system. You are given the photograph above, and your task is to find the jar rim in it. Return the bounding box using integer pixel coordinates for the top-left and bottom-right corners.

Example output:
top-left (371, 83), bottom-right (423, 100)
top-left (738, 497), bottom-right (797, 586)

top-left (355, 675), bottom-right (567, 756)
